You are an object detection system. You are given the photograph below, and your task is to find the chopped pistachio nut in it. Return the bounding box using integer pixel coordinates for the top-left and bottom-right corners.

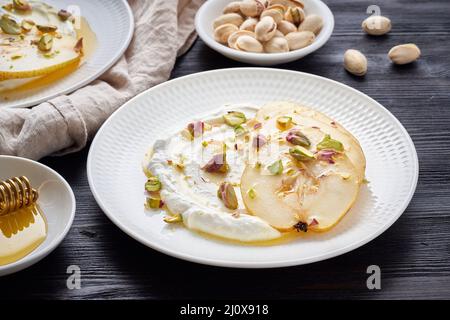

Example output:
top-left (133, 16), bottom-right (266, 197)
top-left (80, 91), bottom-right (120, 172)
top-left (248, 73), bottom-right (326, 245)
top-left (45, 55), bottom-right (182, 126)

top-left (202, 141), bottom-right (209, 148)
top-left (11, 54), bottom-right (22, 60)
top-left (146, 196), bottom-right (162, 209)
top-left (0, 14), bottom-right (21, 35)
top-left (21, 19), bottom-right (34, 32)
top-left (187, 121), bottom-right (204, 138)
top-left (317, 134), bottom-right (344, 152)
top-left (277, 116), bottom-right (293, 129)
top-left (202, 153), bottom-right (229, 173)
top-left (340, 172), bottom-right (351, 180)
top-left (264, 115), bottom-right (270, 120)
top-left (268, 159), bottom-right (283, 175)
top-left (234, 125), bottom-right (247, 137)
top-left (36, 25), bottom-right (58, 33)
top-left (247, 187), bottom-right (257, 199)
top-left (163, 214), bottom-right (183, 223)
top-left (289, 146), bottom-right (315, 162)
top-left (223, 111), bottom-right (246, 127)
top-left (145, 177), bottom-right (161, 192)
top-left (13, 0), bottom-right (31, 11)
top-left (286, 129), bottom-right (311, 147)
top-left (217, 182), bottom-right (238, 210)
top-left (38, 34), bottom-right (53, 51)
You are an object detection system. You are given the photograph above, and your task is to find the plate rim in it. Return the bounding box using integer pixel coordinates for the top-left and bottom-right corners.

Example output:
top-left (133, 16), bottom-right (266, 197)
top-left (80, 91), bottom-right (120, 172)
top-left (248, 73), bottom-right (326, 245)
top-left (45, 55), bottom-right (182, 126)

top-left (3, 0), bottom-right (134, 109)
top-left (0, 155), bottom-right (76, 276)
top-left (87, 68), bottom-right (419, 268)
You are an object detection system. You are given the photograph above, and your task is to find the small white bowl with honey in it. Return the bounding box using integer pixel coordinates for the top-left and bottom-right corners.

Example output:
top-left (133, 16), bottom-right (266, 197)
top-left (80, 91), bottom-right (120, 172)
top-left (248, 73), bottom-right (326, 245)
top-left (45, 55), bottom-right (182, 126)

top-left (0, 156), bottom-right (75, 277)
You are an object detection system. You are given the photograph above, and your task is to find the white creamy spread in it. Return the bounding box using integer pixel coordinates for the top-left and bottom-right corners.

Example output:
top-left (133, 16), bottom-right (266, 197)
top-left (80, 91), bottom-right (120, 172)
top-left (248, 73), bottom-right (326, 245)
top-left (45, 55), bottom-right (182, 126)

top-left (145, 106), bottom-right (281, 242)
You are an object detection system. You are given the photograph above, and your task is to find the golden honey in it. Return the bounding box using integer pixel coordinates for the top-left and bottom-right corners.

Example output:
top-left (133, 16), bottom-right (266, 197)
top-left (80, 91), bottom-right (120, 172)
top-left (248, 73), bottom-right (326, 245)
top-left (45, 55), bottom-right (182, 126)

top-left (0, 205), bottom-right (47, 266)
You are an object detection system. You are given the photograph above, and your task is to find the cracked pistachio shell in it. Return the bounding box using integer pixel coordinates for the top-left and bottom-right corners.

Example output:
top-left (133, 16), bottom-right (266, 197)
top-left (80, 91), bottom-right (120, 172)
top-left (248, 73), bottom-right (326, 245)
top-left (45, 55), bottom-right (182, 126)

top-left (344, 49), bottom-right (367, 76)
top-left (264, 36), bottom-right (289, 53)
top-left (298, 14), bottom-right (323, 35)
top-left (236, 35), bottom-right (264, 52)
top-left (388, 44), bottom-right (421, 65)
top-left (228, 30), bottom-right (256, 49)
top-left (240, 0), bottom-right (265, 18)
top-left (214, 23), bottom-right (239, 44)
top-left (213, 13), bottom-right (244, 29)
top-left (269, 0), bottom-right (304, 9)
top-left (223, 1), bottom-right (242, 14)
top-left (285, 31), bottom-right (315, 50)
top-left (0, 14), bottom-right (21, 35)
top-left (284, 7), bottom-right (305, 26)
top-left (277, 20), bottom-right (296, 35)
top-left (240, 17), bottom-right (258, 32)
top-left (362, 15), bottom-right (391, 36)
top-left (261, 5), bottom-right (285, 24)
top-left (255, 16), bottom-right (277, 42)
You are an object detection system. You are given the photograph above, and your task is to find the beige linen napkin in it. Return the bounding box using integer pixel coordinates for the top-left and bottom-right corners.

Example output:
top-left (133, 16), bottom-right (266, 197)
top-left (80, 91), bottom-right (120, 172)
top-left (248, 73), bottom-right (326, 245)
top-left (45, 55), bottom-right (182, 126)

top-left (0, 0), bottom-right (204, 160)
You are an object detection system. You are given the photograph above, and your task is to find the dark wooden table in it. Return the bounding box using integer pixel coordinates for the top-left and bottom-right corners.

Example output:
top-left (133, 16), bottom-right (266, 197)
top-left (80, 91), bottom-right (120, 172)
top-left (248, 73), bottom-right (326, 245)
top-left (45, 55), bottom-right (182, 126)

top-left (1, 0), bottom-right (450, 300)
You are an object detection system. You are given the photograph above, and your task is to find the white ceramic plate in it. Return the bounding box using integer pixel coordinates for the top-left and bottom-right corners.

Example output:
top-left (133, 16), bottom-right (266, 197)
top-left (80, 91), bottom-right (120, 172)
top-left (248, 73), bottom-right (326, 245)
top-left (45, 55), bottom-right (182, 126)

top-left (87, 68), bottom-right (418, 268)
top-left (0, 156), bottom-right (76, 276)
top-left (0, 0), bottom-right (134, 108)
top-left (195, 0), bottom-right (334, 65)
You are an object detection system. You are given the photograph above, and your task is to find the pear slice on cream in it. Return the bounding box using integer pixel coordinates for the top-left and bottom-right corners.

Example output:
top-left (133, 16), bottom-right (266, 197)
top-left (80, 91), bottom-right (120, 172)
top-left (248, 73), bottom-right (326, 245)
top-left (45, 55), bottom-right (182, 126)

top-left (241, 139), bottom-right (360, 231)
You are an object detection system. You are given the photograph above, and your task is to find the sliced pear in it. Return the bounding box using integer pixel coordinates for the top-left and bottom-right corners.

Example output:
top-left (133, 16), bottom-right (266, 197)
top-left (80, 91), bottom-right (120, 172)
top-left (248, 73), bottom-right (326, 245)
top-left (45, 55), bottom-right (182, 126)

top-left (241, 143), bottom-right (360, 231)
top-left (256, 101), bottom-right (366, 182)
top-left (0, 33), bottom-right (81, 81)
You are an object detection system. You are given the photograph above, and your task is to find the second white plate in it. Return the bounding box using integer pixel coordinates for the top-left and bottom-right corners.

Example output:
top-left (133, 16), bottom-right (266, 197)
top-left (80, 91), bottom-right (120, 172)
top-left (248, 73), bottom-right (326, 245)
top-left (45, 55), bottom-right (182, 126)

top-left (87, 68), bottom-right (418, 268)
top-left (0, 0), bottom-right (134, 108)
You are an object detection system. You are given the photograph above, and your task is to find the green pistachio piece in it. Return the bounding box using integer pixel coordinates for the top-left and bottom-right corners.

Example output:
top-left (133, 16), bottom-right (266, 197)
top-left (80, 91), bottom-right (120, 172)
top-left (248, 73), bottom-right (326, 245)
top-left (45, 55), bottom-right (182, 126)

top-left (38, 34), bottom-right (53, 51)
top-left (0, 14), bottom-right (21, 35)
top-left (277, 116), bottom-right (292, 129)
top-left (21, 19), bottom-right (34, 32)
top-left (247, 187), bottom-right (257, 199)
top-left (36, 25), bottom-right (58, 33)
top-left (289, 146), bottom-right (315, 161)
top-left (286, 129), bottom-right (311, 147)
top-left (317, 134), bottom-right (344, 152)
top-left (223, 111), bottom-right (246, 127)
top-left (234, 125), bottom-right (247, 137)
top-left (268, 159), bottom-right (283, 175)
top-left (145, 177), bottom-right (161, 192)
top-left (13, 0), bottom-right (31, 11)
top-left (146, 196), bottom-right (162, 209)
top-left (217, 182), bottom-right (238, 210)
top-left (163, 214), bottom-right (183, 224)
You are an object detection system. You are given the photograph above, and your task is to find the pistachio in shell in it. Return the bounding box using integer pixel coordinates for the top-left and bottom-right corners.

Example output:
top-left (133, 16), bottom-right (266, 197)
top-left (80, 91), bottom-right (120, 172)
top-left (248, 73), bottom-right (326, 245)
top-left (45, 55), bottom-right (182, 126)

top-left (269, 0), bottom-right (304, 9)
top-left (277, 20), bottom-right (297, 35)
top-left (240, 0), bottom-right (265, 18)
top-left (344, 49), bottom-right (367, 76)
top-left (298, 14), bottom-right (323, 35)
top-left (255, 16), bottom-right (277, 42)
top-left (264, 36), bottom-right (289, 53)
top-left (239, 17), bottom-right (258, 32)
top-left (362, 15), bottom-right (391, 36)
top-left (285, 31), bottom-right (315, 50)
top-left (214, 23), bottom-right (238, 44)
top-left (260, 5), bottom-right (285, 24)
top-left (235, 34), bottom-right (263, 52)
top-left (213, 13), bottom-right (244, 29)
top-left (228, 30), bottom-right (256, 49)
top-left (223, 1), bottom-right (242, 14)
top-left (0, 14), bottom-right (21, 35)
top-left (388, 44), bottom-right (421, 65)
top-left (284, 7), bottom-right (305, 26)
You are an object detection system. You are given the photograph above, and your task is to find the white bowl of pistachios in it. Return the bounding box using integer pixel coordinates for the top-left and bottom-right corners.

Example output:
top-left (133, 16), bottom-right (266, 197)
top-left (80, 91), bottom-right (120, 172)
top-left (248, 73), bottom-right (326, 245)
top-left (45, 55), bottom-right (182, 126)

top-left (195, 0), bottom-right (334, 65)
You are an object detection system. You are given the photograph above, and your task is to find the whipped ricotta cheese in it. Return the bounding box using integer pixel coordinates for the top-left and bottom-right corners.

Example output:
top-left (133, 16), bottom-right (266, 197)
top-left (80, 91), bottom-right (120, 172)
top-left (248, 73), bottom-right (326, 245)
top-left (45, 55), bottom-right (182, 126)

top-left (145, 106), bottom-right (281, 242)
